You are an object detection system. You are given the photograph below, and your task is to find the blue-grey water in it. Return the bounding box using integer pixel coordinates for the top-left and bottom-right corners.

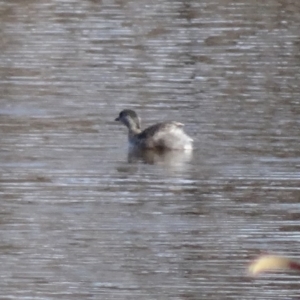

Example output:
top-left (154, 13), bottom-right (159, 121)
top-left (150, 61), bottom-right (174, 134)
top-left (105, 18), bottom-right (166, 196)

top-left (1, 0), bottom-right (300, 299)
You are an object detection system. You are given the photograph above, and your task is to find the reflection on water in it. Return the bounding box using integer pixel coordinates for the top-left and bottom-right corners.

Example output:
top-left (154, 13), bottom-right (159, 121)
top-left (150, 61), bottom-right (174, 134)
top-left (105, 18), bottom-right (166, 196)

top-left (128, 148), bottom-right (193, 170)
top-left (1, 0), bottom-right (300, 299)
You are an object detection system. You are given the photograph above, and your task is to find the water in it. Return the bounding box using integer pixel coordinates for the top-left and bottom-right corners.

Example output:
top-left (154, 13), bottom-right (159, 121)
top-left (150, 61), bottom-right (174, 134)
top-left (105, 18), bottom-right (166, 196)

top-left (1, 0), bottom-right (300, 299)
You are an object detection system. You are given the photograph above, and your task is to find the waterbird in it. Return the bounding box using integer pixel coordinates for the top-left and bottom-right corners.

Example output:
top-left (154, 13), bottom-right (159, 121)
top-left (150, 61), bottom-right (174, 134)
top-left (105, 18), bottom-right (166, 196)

top-left (248, 254), bottom-right (300, 275)
top-left (115, 109), bottom-right (193, 150)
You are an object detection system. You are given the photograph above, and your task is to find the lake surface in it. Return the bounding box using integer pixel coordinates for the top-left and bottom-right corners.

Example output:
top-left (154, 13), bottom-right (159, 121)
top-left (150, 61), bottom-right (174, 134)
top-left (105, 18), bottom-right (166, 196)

top-left (1, 0), bottom-right (300, 299)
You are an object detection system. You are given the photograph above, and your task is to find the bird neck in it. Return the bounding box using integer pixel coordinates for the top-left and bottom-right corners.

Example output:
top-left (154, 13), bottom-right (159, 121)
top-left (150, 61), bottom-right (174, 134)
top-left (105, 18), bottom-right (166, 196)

top-left (128, 127), bottom-right (141, 138)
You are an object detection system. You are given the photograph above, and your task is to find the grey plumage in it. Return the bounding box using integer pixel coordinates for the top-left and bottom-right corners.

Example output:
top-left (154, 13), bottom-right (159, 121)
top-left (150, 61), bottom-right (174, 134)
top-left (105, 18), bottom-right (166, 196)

top-left (115, 109), bottom-right (193, 150)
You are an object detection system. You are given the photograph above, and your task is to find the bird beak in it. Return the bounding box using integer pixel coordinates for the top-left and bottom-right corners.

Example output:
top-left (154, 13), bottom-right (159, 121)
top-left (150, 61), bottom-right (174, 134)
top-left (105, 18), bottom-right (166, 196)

top-left (115, 117), bottom-right (120, 121)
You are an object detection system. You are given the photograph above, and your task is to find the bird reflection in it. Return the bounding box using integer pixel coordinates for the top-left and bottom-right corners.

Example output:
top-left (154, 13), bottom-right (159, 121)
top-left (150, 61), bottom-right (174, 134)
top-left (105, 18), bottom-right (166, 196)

top-left (127, 147), bottom-right (193, 171)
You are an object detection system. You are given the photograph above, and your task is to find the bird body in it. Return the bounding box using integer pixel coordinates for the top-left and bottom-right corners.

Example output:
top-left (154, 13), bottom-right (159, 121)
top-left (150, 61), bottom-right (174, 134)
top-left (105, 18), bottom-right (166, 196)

top-left (115, 109), bottom-right (193, 150)
top-left (248, 254), bottom-right (300, 275)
